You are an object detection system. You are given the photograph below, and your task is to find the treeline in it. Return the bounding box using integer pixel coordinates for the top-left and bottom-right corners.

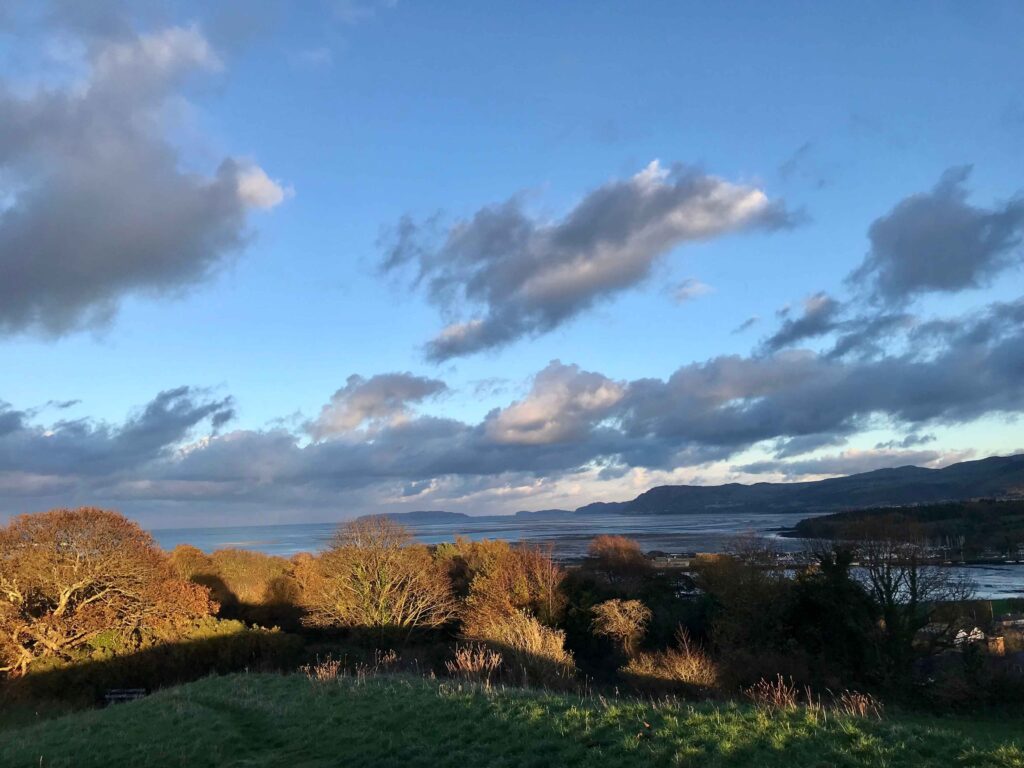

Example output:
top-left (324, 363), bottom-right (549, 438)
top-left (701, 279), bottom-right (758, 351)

top-left (789, 499), bottom-right (1024, 559)
top-left (2, 508), bottom-right (1023, 710)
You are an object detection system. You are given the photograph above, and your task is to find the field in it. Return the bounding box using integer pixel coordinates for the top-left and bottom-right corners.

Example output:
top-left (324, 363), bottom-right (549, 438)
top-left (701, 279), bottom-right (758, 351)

top-left (2, 673), bottom-right (1023, 767)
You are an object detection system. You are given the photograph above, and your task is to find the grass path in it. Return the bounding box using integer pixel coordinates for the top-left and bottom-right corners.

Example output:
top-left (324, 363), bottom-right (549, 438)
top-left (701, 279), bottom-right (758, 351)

top-left (2, 673), bottom-right (1023, 767)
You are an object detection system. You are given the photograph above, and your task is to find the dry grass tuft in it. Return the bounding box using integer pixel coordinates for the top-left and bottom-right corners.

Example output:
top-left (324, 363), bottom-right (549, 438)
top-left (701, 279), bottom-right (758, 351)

top-left (743, 674), bottom-right (800, 710)
top-left (445, 643), bottom-right (503, 685)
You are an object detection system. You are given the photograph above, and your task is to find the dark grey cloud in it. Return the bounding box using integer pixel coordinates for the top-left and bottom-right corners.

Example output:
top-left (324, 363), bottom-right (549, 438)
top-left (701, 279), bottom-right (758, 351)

top-left (383, 161), bottom-right (793, 360)
top-left (0, 12), bottom-right (287, 337)
top-left (732, 316), bottom-right (760, 334)
top-left (734, 449), bottom-right (954, 479)
top-left (772, 432), bottom-right (849, 459)
top-left (848, 167), bottom-right (1024, 303)
top-left (778, 141), bottom-right (828, 189)
top-left (875, 433), bottom-right (936, 450)
top-left (761, 292), bottom-right (842, 352)
top-left (0, 387), bottom-right (232, 482)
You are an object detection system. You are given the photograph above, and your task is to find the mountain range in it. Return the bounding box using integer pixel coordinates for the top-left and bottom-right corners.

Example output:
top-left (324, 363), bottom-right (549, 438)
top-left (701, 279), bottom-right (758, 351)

top-left (367, 454), bottom-right (1024, 523)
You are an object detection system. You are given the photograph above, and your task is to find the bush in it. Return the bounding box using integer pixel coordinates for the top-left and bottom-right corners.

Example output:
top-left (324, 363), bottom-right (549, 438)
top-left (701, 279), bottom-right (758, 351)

top-left (591, 599), bottom-right (651, 657)
top-left (3, 619), bottom-right (303, 705)
top-left (622, 630), bottom-right (718, 697)
top-left (463, 609), bottom-right (575, 687)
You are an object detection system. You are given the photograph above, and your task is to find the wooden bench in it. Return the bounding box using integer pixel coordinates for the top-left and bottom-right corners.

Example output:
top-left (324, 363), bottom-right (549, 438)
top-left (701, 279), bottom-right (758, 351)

top-left (103, 688), bottom-right (147, 705)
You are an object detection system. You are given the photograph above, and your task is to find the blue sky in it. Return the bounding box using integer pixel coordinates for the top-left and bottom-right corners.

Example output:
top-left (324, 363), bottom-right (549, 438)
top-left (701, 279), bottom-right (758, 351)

top-left (1, 1), bottom-right (1022, 526)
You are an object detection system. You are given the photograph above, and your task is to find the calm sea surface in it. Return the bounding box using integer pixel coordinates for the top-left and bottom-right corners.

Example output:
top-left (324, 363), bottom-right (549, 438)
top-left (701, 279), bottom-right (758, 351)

top-left (151, 511), bottom-right (1024, 599)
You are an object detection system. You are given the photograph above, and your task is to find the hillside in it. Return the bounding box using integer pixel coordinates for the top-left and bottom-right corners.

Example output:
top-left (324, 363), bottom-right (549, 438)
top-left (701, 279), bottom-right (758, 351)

top-left (3, 673), bottom-right (1023, 767)
top-left (575, 453), bottom-right (1024, 516)
top-left (373, 455), bottom-right (1024, 523)
top-left (786, 499), bottom-right (1024, 557)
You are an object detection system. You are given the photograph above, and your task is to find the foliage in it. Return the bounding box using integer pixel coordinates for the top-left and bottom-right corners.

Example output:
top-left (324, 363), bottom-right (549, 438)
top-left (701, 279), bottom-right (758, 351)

top-left (438, 537), bottom-right (567, 626)
top-left (169, 546), bottom-right (303, 629)
top-left (0, 508), bottom-right (214, 676)
top-left (3, 672), bottom-right (1023, 767)
top-left (591, 599), bottom-right (651, 657)
top-left (584, 535), bottom-right (652, 587)
top-left (792, 499), bottom-right (1024, 559)
top-left (462, 608), bottom-right (575, 686)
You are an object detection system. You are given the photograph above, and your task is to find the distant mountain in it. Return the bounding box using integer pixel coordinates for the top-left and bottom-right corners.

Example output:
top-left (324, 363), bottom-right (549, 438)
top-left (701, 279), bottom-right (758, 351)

top-left (363, 455), bottom-right (1024, 522)
top-left (573, 453), bottom-right (1024, 516)
top-left (357, 510), bottom-right (475, 525)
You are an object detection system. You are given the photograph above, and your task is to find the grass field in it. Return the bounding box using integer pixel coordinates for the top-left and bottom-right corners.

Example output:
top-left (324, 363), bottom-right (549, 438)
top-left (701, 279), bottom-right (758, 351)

top-left (2, 673), bottom-right (1023, 767)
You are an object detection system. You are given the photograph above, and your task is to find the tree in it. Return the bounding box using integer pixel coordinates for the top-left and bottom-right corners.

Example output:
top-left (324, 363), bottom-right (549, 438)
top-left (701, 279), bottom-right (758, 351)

top-left (851, 522), bottom-right (974, 686)
top-left (585, 535), bottom-right (651, 587)
top-left (0, 508), bottom-right (214, 676)
top-left (591, 599), bottom-right (652, 657)
top-left (783, 547), bottom-right (879, 688)
top-left (298, 518), bottom-right (455, 640)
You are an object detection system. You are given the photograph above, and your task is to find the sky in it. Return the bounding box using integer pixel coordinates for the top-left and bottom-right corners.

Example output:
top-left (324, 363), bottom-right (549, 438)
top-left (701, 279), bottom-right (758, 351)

top-left (1, 0), bottom-right (1023, 528)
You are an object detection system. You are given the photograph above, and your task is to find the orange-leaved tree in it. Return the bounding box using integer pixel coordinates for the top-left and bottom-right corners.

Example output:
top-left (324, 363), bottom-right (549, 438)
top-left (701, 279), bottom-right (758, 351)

top-left (0, 508), bottom-right (215, 676)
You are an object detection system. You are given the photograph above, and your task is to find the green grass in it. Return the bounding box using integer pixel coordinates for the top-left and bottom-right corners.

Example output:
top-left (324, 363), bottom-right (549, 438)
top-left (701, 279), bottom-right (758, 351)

top-left (2, 673), bottom-right (1023, 767)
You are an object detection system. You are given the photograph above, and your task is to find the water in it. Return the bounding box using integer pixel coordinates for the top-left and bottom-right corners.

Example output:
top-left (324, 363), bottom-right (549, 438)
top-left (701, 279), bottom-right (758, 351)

top-left (150, 511), bottom-right (1024, 599)
top-left (151, 511), bottom-right (815, 559)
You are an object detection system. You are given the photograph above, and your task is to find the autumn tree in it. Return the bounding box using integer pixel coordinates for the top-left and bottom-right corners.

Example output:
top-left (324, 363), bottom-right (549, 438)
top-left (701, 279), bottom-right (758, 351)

top-left (298, 518), bottom-right (455, 640)
top-left (0, 508), bottom-right (214, 676)
top-left (591, 599), bottom-right (652, 657)
top-left (585, 535), bottom-right (651, 587)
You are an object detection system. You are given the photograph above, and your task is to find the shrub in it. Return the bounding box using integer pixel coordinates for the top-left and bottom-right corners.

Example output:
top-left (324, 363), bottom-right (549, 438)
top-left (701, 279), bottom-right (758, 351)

top-left (5, 619), bottom-right (303, 704)
top-left (591, 599), bottom-right (651, 657)
top-left (440, 539), bottom-right (566, 626)
top-left (463, 609), bottom-right (575, 687)
top-left (621, 630), bottom-right (718, 696)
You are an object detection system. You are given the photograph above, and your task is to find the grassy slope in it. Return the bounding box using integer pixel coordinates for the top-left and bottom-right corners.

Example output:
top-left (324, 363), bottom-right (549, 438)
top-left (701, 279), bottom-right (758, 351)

top-left (2, 674), bottom-right (1023, 768)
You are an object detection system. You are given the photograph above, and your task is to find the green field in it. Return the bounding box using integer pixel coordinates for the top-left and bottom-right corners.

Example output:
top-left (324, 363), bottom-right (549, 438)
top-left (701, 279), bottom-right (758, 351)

top-left (2, 673), bottom-right (1023, 767)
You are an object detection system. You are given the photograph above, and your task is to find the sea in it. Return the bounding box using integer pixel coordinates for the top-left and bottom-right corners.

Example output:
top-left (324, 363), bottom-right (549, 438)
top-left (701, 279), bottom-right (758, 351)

top-left (150, 510), bottom-right (1024, 600)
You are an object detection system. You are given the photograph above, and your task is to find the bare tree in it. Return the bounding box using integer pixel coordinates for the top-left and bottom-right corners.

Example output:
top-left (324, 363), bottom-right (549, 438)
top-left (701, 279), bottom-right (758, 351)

top-left (298, 517), bottom-right (456, 640)
top-left (851, 522), bottom-right (975, 684)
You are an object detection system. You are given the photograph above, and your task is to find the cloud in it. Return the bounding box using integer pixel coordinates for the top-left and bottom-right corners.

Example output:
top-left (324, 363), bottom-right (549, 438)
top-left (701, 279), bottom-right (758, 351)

top-left (875, 433), bottom-right (936, 450)
top-left (383, 161), bottom-right (793, 360)
top-left (672, 277), bottom-right (713, 304)
top-left (308, 373), bottom-right (448, 438)
top-left (0, 18), bottom-right (288, 337)
top-left (330, 0), bottom-right (397, 25)
top-left (734, 448), bottom-right (969, 479)
top-left (483, 361), bottom-right (624, 445)
top-left (732, 316), bottom-right (760, 334)
top-left (3, 296), bottom-right (1024, 521)
top-left (761, 292), bottom-right (842, 352)
top-left (772, 432), bottom-right (849, 459)
top-left (848, 167), bottom-right (1024, 303)
top-left (0, 387), bottom-right (232, 481)
top-left (290, 46), bottom-right (334, 70)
